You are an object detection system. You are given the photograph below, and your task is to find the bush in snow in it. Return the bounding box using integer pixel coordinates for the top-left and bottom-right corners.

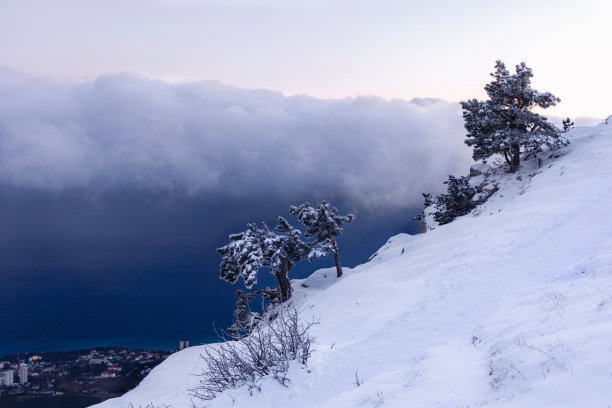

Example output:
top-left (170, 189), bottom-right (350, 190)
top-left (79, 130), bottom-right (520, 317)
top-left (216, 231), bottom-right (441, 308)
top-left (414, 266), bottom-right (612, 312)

top-left (191, 303), bottom-right (317, 401)
top-left (289, 201), bottom-right (354, 278)
top-left (461, 60), bottom-right (569, 172)
top-left (433, 175), bottom-right (476, 225)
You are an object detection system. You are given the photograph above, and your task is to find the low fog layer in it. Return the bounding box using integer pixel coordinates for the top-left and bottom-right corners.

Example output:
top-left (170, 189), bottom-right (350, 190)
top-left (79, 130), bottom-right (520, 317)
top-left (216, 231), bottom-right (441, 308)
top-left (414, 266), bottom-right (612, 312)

top-left (0, 69), bottom-right (473, 208)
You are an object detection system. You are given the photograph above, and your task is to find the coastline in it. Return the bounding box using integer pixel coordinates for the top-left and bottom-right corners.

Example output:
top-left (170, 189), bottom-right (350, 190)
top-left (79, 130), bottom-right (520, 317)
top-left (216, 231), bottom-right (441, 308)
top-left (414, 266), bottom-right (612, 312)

top-left (0, 346), bottom-right (175, 406)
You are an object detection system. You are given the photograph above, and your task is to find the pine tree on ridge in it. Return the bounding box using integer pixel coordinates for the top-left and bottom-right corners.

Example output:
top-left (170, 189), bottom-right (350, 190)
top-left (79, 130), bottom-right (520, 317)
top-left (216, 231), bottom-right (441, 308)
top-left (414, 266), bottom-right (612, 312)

top-left (461, 60), bottom-right (569, 171)
top-left (289, 201), bottom-right (354, 278)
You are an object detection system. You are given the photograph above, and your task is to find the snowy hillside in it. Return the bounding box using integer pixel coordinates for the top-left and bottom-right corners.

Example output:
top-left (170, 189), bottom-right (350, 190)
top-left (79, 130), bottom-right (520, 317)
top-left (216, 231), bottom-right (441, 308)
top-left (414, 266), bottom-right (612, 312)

top-left (93, 121), bottom-right (612, 408)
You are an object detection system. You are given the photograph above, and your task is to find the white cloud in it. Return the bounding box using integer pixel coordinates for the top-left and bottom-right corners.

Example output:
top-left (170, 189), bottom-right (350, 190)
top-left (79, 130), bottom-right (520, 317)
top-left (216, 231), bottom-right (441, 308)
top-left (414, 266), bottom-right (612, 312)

top-left (0, 69), bottom-right (473, 208)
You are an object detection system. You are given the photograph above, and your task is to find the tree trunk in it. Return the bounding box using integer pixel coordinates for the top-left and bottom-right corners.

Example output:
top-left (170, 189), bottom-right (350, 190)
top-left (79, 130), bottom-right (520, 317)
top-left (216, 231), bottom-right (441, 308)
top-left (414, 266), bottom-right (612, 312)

top-left (333, 250), bottom-right (343, 278)
top-left (275, 258), bottom-right (292, 302)
top-left (329, 233), bottom-right (343, 278)
top-left (511, 144), bottom-right (520, 171)
top-left (503, 149), bottom-right (512, 166)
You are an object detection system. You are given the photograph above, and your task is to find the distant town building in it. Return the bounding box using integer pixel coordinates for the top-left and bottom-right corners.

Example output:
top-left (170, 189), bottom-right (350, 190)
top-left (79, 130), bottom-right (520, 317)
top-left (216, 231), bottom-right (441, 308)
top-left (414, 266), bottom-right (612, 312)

top-left (88, 357), bottom-right (107, 364)
top-left (0, 370), bottom-right (14, 386)
top-left (100, 370), bottom-right (116, 378)
top-left (19, 364), bottom-right (28, 384)
top-left (179, 340), bottom-right (190, 350)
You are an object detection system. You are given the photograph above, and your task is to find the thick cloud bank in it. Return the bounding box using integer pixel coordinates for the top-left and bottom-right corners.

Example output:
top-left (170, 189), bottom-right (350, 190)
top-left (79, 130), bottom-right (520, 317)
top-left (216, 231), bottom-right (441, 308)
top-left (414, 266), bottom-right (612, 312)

top-left (0, 69), bottom-right (472, 208)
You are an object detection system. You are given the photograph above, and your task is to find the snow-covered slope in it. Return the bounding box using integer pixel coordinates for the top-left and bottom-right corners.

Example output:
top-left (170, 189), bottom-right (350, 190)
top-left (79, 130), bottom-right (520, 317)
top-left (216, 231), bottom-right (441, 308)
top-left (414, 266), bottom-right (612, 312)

top-left (93, 121), bottom-right (612, 408)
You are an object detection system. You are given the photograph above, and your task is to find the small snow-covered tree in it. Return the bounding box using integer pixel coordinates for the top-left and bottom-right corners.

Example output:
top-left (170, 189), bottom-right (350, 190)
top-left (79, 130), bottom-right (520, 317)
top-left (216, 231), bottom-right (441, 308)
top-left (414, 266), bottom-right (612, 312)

top-left (228, 290), bottom-right (262, 339)
top-left (434, 175), bottom-right (476, 225)
top-left (461, 61), bottom-right (569, 171)
top-left (289, 201), bottom-right (354, 278)
top-left (413, 193), bottom-right (434, 233)
top-left (412, 193), bottom-right (433, 222)
top-left (562, 117), bottom-right (574, 133)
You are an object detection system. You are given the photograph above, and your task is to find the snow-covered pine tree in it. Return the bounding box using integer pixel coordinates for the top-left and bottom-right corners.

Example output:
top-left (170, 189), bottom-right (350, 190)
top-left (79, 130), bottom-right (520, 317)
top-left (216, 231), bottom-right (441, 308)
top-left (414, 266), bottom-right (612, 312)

top-left (562, 117), bottom-right (574, 133)
top-left (227, 286), bottom-right (285, 338)
top-left (289, 201), bottom-right (354, 278)
top-left (217, 223), bottom-right (270, 289)
top-left (217, 217), bottom-right (325, 302)
top-left (265, 217), bottom-right (312, 301)
top-left (413, 193), bottom-right (434, 233)
top-left (433, 175), bottom-right (476, 225)
top-left (228, 290), bottom-right (262, 339)
top-left (413, 193), bottom-right (433, 221)
top-left (461, 61), bottom-right (569, 171)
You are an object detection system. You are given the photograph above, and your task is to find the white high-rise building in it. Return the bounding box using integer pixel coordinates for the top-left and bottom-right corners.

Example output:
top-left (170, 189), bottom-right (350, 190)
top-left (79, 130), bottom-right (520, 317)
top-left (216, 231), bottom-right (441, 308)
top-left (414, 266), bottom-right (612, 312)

top-left (0, 370), bottom-right (14, 386)
top-left (19, 364), bottom-right (28, 384)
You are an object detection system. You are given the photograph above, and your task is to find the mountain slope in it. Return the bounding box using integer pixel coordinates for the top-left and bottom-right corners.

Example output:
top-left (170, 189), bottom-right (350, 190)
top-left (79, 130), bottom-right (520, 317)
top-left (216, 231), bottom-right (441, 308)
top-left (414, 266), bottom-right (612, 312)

top-left (93, 121), bottom-right (612, 408)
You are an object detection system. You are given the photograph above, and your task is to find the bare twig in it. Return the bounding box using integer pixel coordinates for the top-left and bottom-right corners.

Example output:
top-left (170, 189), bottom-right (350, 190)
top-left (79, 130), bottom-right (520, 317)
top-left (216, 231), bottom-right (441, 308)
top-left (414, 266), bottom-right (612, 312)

top-left (353, 370), bottom-right (363, 387)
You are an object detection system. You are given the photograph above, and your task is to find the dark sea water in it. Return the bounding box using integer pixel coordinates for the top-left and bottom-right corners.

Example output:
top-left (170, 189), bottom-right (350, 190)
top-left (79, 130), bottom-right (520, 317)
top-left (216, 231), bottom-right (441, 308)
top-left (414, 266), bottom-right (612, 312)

top-left (0, 190), bottom-right (419, 356)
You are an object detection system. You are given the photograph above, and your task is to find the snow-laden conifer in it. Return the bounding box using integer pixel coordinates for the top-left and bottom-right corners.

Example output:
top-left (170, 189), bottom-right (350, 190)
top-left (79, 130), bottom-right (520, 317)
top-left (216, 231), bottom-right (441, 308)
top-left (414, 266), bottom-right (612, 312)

top-left (562, 118), bottom-right (574, 133)
top-left (433, 175), bottom-right (476, 225)
top-left (227, 290), bottom-right (262, 339)
top-left (461, 61), bottom-right (569, 171)
top-left (289, 201), bottom-right (354, 277)
top-left (218, 217), bottom-right (329, 302)
top-left (217, 223), bottom-right (270, 289)
top-left (265, 217), bottom-right (312, 301)
top-left (413, 193), bottom-right (433, 222)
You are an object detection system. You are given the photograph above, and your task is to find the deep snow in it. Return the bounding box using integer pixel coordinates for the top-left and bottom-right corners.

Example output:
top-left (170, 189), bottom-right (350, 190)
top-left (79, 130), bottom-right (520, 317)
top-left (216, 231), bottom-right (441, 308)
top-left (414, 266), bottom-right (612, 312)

top-left (93, 120), bottom-right (612, 408)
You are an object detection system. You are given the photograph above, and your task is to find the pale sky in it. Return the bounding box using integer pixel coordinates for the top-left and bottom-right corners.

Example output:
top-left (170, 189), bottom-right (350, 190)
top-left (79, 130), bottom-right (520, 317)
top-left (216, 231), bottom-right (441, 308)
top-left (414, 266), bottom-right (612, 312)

top-left (1, 0), bottom-right (611, 118)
